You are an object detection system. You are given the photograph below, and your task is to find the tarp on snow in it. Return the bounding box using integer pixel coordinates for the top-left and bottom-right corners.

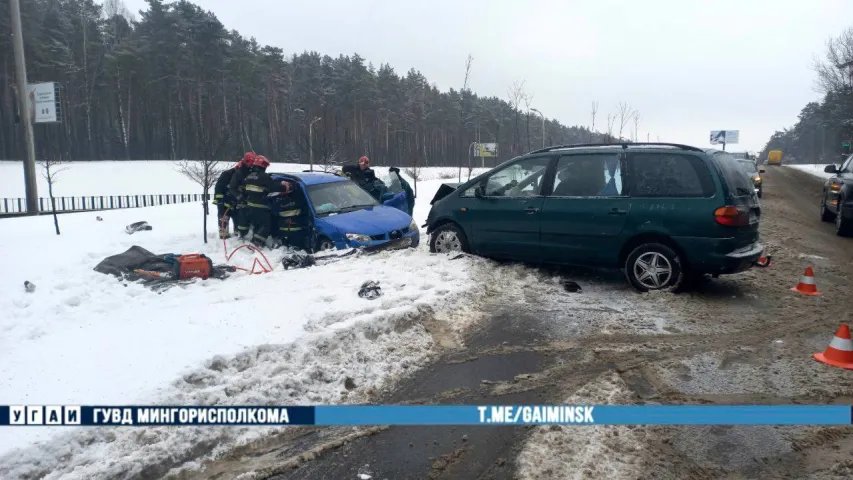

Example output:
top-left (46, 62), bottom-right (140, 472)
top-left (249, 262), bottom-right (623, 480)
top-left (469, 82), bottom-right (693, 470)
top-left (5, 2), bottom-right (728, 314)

top-left (94, 246), bottom-right (231, 290)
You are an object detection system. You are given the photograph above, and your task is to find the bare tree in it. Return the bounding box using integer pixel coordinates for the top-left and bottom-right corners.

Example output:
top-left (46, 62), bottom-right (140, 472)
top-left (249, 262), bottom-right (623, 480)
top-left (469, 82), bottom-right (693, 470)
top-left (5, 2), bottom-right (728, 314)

top-left (632, 111), bottom-right (642, 142)
top-left (617, 102), bottom-right (635, 140)
top-left (507, 80), bottom-right (526, 156)
top-left (39, 158), bottom-right (69, 235)
top-left (605, 113), bottom-right (616, 142)
top-left (522, 90), bottom-right (535, 151)
top-left (590, 101), bottom-right (599, 141)
top-left (458, 54), bottom-right (474, 182)
top-left (102, 0), bottom-right (134, 21)
top-left (319, 144), bottom-right (344, 173)
top-left (416, 133), bottom-right (429, 195)
top-left (814, 27), bottom-right (853, 93)
top-left (176, 131), bottom-right (230, 243)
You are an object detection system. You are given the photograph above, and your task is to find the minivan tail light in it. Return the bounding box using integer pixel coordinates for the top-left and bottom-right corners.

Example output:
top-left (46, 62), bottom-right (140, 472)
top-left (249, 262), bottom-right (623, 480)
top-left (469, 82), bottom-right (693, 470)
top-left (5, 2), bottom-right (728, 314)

top-left (714, 205), bottom-right (750, 227)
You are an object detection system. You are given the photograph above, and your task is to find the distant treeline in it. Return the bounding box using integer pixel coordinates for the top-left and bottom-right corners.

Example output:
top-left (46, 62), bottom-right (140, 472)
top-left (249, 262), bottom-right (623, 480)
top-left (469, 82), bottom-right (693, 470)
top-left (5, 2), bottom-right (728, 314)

top-left (0, 0), bottom-right (609, 168)
top-left (760, 27), bottom-right (853, 164)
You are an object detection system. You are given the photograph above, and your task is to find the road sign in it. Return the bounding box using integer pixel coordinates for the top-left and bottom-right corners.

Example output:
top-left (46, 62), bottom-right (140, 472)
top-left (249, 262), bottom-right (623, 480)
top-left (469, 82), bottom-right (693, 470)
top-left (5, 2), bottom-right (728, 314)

top-left (26, 82), bottom-right (60, 123)
top-left (474, 143), bottom-right (497, 157)
top-left (710, 130), bottom-right (739, 145)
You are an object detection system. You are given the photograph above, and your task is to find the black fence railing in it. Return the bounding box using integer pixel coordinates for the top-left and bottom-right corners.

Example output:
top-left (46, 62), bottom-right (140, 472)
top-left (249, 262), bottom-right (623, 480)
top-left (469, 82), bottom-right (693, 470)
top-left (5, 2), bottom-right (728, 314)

top-left (1, 193), bottom-right (206, 214)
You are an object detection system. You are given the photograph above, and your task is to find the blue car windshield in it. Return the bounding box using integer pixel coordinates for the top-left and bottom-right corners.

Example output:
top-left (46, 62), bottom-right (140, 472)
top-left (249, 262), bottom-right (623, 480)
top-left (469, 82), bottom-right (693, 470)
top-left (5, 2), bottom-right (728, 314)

top-left (308, 180), bottom-right (379, 216)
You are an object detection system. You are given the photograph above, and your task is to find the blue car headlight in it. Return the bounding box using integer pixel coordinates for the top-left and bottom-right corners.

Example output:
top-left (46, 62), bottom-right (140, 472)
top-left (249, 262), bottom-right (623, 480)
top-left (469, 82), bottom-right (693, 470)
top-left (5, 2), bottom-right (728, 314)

top-left (409, 219), bottom-right (418, 232)
top-left (345, 233), bottom-right (372, 243)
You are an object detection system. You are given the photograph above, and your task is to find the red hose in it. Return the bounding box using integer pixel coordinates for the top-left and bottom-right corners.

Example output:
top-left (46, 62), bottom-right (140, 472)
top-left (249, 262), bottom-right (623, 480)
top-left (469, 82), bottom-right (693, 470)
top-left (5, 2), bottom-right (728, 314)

top-left (220, 207), bottom-right (273, 274)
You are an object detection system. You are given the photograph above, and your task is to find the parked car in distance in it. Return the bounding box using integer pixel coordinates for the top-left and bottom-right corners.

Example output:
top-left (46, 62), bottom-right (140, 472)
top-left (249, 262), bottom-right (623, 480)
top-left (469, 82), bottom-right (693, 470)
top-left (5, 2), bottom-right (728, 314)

top-left (734, 158), bottom-right (765, 198)
top-left (424, 143), bottom-right (764, 292)
top-left (820, 154), bottom-right (853, 237)
top-left (270, 172), bottom-right (419, 251)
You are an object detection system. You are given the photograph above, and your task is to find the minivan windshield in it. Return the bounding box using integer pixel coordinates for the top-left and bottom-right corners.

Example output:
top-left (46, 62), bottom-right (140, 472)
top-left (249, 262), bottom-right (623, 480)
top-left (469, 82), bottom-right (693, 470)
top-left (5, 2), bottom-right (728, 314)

top-left (307, 180), bottom-right (378, 216)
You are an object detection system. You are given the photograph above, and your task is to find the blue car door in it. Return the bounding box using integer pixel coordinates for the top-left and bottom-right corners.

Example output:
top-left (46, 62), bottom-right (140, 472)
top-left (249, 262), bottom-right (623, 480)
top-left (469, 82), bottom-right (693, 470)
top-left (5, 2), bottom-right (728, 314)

top-left (382, 191), bottom-right (409, 213)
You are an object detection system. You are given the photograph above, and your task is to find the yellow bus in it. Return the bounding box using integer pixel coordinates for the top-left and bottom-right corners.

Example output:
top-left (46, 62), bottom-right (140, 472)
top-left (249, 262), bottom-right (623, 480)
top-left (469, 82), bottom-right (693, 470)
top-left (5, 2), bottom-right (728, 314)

top-left (767, 150), bottom-right (783, 165)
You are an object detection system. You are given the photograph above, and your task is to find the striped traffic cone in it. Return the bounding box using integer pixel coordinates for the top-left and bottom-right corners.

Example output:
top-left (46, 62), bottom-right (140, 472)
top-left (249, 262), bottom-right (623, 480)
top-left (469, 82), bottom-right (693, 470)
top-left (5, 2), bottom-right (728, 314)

top-left (813, 324), bottom-right (853, 369)
top-left (791, 266), bottom-right (821, 296)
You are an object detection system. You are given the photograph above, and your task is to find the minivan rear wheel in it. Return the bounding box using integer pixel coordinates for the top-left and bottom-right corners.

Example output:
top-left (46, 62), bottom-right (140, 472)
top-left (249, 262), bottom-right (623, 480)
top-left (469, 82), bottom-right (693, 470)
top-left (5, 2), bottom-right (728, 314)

top-left (624, 243), bottom-right (684, 292)
top-left (429, 223), bottom-right (469, 254)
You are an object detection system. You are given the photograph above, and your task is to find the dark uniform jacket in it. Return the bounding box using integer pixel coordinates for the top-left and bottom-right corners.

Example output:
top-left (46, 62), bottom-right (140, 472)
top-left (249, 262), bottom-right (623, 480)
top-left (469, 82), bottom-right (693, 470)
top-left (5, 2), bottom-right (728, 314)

top-left (227, 163), bottom-right (251, 202)
top-left (243, 167), bottom-right (287, 208)
top-left (213, 169), bottom-right (236, 207)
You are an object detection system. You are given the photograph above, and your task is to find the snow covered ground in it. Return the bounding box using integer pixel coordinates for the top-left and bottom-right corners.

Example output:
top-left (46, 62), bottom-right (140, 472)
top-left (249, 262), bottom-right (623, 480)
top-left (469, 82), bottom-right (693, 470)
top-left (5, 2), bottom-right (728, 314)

top-left (0, 164), bottom-right (492, 479)
top-left (0, 160), bottom-right (490, 198)
top-left (786, 164), bottom-right (834, 180)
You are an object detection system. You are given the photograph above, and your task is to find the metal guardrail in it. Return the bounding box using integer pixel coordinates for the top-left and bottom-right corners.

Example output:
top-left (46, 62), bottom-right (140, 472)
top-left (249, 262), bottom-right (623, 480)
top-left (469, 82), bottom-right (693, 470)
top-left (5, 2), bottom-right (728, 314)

top-left (1, 193), bottom-right (206, 214)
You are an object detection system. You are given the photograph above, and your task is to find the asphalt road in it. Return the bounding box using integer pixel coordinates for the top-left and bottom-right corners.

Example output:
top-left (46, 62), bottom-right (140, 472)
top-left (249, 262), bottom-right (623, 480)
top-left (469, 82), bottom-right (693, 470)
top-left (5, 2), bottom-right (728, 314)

top-left (182, 166), bottom-right (853, 480)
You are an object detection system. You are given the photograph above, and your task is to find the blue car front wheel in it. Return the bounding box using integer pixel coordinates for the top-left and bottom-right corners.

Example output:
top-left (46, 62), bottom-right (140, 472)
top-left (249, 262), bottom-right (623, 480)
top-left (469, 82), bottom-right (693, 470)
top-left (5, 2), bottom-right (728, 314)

top-left (315, 236), bottom-right (336, 252)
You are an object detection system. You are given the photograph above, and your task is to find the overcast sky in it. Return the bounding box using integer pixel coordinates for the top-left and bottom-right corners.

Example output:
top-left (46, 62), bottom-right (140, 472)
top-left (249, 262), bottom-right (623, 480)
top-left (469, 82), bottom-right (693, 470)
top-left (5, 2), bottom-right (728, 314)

top-left (120, 0), bottom-right (853, 152)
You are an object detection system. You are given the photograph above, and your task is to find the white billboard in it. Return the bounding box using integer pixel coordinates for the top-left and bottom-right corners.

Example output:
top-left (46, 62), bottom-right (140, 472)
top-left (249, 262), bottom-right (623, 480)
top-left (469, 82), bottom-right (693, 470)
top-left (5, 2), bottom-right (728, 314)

top-left (474, 142), bottom-right (497, 157)
top-left (26, 82), bottom-right (59, 123)
top-left (710, 130), bottom-right (739, 145)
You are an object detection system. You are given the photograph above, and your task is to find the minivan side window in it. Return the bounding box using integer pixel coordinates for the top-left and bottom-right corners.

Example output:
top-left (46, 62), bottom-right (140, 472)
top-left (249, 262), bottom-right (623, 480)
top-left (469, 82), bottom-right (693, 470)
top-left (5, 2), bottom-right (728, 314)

top-left (551, 154), bottom-right (622, 196)
top-left (482, 156), bottom-right (551, 197)
top-left (626, 153), bottom-right (715, 198)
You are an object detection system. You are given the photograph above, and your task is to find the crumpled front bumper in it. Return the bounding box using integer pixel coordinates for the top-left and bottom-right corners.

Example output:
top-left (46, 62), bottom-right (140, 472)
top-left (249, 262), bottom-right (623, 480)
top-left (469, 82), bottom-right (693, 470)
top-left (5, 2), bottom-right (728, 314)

top-left (359, 235), bottom-right (419, 253)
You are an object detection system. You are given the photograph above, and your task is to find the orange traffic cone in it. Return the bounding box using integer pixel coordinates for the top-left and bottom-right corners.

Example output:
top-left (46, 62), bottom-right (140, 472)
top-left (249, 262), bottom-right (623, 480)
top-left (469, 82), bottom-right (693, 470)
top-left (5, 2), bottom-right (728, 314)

top-left (791, 266), bottom-right (821, 296)
top-left (813, 324), bottom-right (853, 369)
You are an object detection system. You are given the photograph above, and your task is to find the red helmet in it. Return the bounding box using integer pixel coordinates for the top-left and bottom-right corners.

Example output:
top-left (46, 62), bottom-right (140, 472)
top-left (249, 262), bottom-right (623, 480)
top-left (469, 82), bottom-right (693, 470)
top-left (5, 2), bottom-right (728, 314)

top-left (254, 155), bottom-right (270, 169)
top-left (358, 156), bottom-right (370, 167)
top-left (242, 152), bottom-right (257, 164)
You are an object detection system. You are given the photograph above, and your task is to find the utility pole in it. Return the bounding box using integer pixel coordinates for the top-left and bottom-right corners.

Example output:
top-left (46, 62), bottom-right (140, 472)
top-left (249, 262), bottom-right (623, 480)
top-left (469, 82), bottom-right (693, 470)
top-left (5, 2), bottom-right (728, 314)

top-left (309, 116), bottom-right (321, 172)
top-left (531, 108), bottom-right (545, 148)
top-left (10, 0), bottom-right (39, 214)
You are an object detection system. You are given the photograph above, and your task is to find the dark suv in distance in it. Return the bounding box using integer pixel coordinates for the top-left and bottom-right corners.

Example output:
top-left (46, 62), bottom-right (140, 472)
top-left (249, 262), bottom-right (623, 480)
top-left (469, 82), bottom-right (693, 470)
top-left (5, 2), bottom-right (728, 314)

top-left (424, 143), bottom-right (764, 292)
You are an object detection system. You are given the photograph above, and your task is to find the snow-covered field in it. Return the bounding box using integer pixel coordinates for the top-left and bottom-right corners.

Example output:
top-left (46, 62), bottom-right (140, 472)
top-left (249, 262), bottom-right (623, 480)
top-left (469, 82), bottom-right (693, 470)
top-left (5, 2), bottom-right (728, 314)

top-left (0, 163), bottom-right (492, 478)
top-left (0, 160), bottom-right (490, 198)
top-left (786, 164), bottom-right (835, 180)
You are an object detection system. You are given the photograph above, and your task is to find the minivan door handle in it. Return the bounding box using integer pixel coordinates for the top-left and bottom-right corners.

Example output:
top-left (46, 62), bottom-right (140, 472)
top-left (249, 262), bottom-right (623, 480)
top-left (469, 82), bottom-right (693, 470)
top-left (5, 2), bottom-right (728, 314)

top-left (608, 208), bottom-right (628, 216)
top-left (524, 207), bottom-right (540, 214)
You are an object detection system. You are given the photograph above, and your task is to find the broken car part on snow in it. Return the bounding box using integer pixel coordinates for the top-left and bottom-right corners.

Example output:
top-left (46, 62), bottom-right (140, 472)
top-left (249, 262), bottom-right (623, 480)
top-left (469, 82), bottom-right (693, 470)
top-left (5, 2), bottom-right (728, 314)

top-left (125, 221), bottom-right (153, 234)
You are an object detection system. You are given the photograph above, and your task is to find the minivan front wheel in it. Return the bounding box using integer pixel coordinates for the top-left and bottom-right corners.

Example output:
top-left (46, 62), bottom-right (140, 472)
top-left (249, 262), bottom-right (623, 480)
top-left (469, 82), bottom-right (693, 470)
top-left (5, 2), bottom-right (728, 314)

top-left (837, 200), bottom-right (853, 237)
top-left (625, 243), bottom-right (684, 292)
top-left (820, 194), bottom-right (836, 222)
top-left (429, 223), bottom-right (469, 254)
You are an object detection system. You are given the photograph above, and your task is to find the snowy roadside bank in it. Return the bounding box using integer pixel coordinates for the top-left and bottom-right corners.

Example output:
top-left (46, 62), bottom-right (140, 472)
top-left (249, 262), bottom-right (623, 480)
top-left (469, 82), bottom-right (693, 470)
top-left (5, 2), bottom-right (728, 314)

top-left (785, 164), bottom-right (834, 180)
top-left (0, 176), bottom-right (489, 478)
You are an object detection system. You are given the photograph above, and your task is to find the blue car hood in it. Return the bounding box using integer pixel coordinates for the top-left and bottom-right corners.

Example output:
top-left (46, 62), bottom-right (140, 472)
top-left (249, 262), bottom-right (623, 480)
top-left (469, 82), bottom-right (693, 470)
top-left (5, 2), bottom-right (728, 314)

top-left (317, 205), bottom-right (412, 236)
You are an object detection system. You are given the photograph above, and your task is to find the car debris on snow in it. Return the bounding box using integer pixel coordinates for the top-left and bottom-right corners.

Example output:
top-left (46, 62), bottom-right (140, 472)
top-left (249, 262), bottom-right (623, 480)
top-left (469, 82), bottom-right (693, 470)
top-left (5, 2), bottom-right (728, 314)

top-left (358, 280), bottom-right (382, 299)
top-left (125, 221), bottom-right (152, 234)
top-left (23, 281), bottom-right (35, 293)
top-left (562, 280), bottom-right (582, 293)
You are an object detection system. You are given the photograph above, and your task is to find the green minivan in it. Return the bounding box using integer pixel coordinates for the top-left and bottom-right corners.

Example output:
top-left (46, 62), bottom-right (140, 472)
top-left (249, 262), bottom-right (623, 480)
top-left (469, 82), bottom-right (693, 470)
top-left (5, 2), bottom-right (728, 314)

top-left (425, 143), bottom-right (764, 291)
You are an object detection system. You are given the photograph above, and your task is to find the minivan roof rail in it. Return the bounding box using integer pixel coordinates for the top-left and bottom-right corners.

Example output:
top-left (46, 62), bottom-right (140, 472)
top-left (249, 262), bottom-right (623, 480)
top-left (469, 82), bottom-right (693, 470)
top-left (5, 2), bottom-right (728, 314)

top-left (528, 142), bottom-right (704, 154)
